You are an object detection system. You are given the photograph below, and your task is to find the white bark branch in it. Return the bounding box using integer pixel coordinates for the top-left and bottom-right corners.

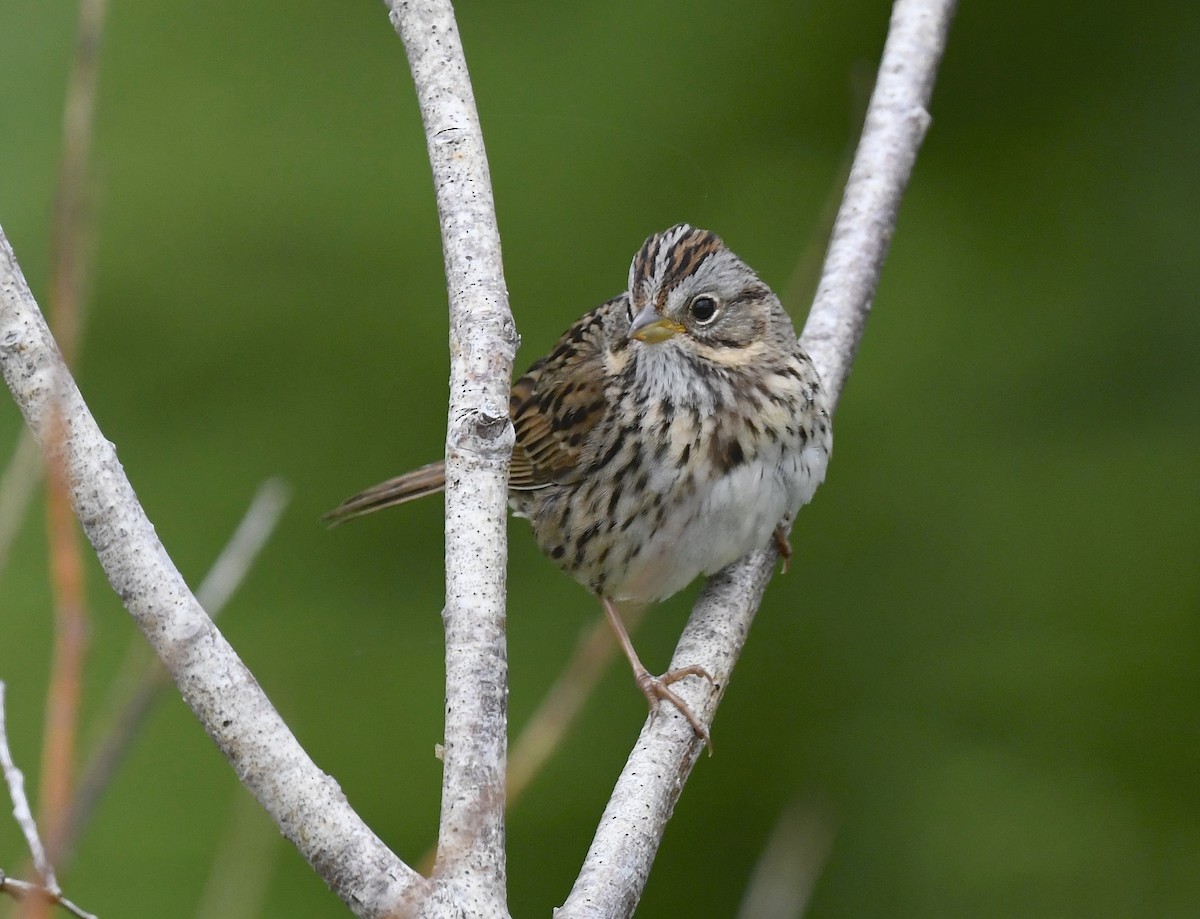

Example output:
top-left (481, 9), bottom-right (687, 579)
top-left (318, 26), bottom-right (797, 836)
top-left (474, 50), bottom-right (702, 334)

top-left (0, 232), bottom-right (427, 918)
top-left (2, 682), bottom-right (98, 918)
top-left (0, 873), bottom-right (97, 919)
top-left (0, 682), bottom-right (58, 894)
top-left (558, 1), bottom-right (958, 915)
top-left (388, 2), bottom-right (517, 915)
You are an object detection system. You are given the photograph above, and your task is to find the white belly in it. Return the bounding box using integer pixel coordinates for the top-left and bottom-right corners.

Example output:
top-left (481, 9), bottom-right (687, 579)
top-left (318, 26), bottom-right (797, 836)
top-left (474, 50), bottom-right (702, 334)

top-left (612, 438), bottom-right (828, 603)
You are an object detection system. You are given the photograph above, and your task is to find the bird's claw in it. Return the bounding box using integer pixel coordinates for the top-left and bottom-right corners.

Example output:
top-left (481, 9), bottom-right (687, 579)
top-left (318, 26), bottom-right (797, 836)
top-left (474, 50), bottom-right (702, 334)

top-left (636, 666), bottom-right (715, 755)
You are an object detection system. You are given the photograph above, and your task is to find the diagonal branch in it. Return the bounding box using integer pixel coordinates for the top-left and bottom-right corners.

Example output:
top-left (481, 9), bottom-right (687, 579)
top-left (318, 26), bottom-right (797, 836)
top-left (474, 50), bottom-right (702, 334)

top-left (388, 1), bottom-right (518, 913)
top-left (0, 232), bottom-right (427, 919)
top-left (558, 1), bottom-right (958, 915)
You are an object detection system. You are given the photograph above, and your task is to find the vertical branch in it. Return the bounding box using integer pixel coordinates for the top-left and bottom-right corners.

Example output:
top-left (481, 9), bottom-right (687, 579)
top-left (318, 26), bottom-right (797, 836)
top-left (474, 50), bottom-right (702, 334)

top-left (387, 1), bottom-right (517, 911)
top-left (558, 1), bottom-right (958, 916)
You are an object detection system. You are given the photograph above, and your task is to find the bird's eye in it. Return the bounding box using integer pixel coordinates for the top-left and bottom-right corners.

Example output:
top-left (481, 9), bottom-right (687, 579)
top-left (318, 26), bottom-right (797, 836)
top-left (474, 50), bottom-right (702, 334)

top-left (689, 295), bottom-right (719, 324)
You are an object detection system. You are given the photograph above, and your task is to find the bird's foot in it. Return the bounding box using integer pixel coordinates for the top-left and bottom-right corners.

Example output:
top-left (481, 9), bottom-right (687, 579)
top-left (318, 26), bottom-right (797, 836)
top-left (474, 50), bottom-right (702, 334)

top-left (634, 665), bottom-right (715, 754)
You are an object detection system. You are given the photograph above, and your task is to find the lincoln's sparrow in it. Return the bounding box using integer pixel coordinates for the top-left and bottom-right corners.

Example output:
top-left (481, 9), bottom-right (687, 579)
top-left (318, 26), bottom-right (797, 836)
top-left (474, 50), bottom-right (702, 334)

top-left (327, 224), bottom-right (832, 746)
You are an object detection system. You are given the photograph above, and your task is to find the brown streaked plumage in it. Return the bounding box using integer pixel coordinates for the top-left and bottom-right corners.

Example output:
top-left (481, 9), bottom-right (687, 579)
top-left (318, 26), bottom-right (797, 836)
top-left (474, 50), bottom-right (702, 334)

top-left (327, 224), bottom-right (832, 748)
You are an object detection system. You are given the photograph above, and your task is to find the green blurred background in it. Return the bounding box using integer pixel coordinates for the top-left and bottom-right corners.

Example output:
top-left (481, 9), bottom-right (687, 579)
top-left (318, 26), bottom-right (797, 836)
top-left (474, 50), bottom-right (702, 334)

top-left (2, 0), bottom-right (1198, 916)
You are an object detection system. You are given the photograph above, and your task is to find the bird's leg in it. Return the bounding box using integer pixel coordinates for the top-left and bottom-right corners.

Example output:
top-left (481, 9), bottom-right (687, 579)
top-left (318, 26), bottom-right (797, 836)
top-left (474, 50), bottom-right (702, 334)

top-left (773, 524), bottom-right (793, 574)
top-left (601, 596), bottom-right (714, 752)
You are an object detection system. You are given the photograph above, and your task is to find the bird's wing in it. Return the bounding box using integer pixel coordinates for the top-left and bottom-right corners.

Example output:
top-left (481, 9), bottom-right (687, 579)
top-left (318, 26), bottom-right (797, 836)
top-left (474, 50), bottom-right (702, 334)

top-left (508, 297), bottom-right (621, 489)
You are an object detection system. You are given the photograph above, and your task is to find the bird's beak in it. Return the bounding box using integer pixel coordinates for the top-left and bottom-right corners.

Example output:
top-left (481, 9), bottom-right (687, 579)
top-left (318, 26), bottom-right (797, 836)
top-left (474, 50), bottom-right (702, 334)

top-left (629, 303), bottom-right (684, 343)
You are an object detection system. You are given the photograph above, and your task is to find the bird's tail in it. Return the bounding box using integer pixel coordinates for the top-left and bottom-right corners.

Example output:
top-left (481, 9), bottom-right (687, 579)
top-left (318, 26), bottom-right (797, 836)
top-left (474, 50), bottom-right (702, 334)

top-left (323, 460), bottom-right (446, 526)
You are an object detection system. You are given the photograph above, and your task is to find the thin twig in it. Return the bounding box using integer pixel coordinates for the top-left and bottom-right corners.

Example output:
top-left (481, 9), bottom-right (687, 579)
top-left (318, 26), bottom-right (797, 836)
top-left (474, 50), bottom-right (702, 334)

top-left (0, 874), bottom-right (98, 919)
top-left (58, 478), bottom-right (291, 863)
top-left (558, 2), bottom-right (958, 916)
top-left (0, 684), bottom-right (57, 893)
top-left (194, 478), bottom-right (291, 615)
top-left (388, 1), bottom-right (517, 912)
top-left (2, 684), bottom-right (98, 918)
